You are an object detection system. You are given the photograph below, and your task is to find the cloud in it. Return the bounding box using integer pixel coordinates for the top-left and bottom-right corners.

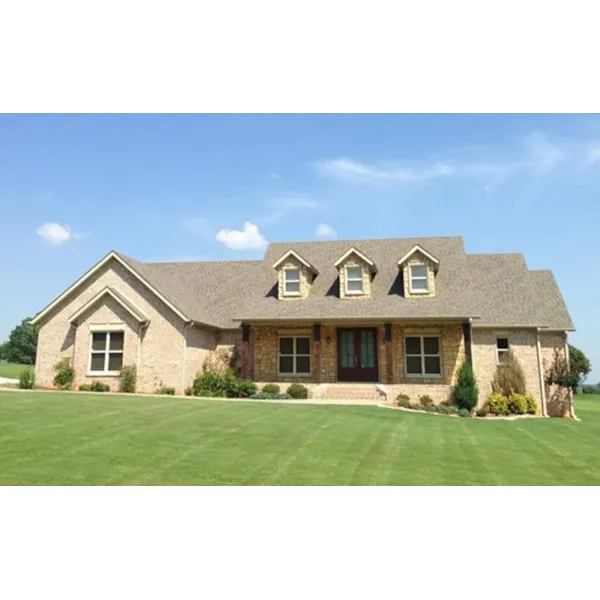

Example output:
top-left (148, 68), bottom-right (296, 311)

top-left (522, 131), bottom-right (564, 170)
top-left (315, 223), bottom-right (336, 238)
top-left (216, 222), bottom-right (267, 250)
top-left (267, 172), bottom-right (283, 180)
top-left (36, 222), bottom-right (89, 245)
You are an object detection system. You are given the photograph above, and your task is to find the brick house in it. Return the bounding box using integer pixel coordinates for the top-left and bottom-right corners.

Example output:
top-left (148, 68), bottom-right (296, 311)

top-left (31, 236), bottom-right (575, 415)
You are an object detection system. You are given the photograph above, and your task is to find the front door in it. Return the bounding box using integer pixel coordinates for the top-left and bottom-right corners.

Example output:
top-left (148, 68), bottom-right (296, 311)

top-left (337, 328), bottom-right (378, 382)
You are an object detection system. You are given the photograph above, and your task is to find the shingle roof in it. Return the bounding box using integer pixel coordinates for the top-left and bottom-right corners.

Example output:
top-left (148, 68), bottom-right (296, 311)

top-left (116, 236), bottom-right (574, 330)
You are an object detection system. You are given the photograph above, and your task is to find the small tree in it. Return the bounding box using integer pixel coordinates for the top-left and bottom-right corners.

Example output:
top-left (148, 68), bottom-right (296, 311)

top-left (452, 361), bottom-right (479, 411)
top-left (0, 342), bottom-right (8, 360)
top-left (492, 349), bottom-right (526, 396)
top-left (5, 318), bottom-right (38, 365)
top-left (568, 345), bottom-right (591, 388)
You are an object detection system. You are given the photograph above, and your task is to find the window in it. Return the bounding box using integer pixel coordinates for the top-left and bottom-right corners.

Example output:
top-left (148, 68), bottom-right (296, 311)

top-left (278, 336), bottom-right (311, 375)
top-left (496, 337), bottom-right (509, 364)
top-left (345, 266), bottom-right (364, 294)
top-left (89, 331), bottom-right (124, 374)
top-left (409, 264), bottom-right (429, 293)
top-left (405, 336), bottom-right (441, 377)
top-left (283, 268), bottom-right (301, 295)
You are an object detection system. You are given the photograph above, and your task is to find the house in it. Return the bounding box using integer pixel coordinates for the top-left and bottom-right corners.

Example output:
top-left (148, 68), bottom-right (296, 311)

top-left (30, 236), bottom-right (575, 415)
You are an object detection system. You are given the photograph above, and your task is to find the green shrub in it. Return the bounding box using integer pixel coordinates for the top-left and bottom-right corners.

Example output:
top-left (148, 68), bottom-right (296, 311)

top-left (53, 358), bottom-right (74, 390)
top-left (236, 379), bottom-right (257, 398)
top-left (507, 392), bottom-right (527, 415)
top-left (438, 405), bottom-right (459, 415)
top-left (250, 392), bottom-right (274, 400)
top-left (194, 370), bottom-right (226, 396)
top-left (195, 388), bottom-right (226, 398)
top-left (184, 386), bottom-right (193, 396)
top-left (119, 365), bottom-right (136, 393)
top-left (79, 383), bottom-right (92, 391)
top-left (452, 361), bottom-right (479, 411)
top-left (488, 393), bottom-right (509, 415)
top-left (423, 404), bottom-right (438, 412)
top-left (19, 368), bottom-right (35, 390)
top-left (262, 383), bottom-right (280, 395)
top-left (273, 393), bottom-right (292, 400)
top-left (408, 403), bottom-right (422, 410)
top-left (157, 385), bottom-right (175, 395)
top-left (396, 396), bottom-right (411, 408)
top-left (492, 350), bottom-right (526, 396)
top-left (90, 381), bottom-right (110, 392)
top-left (458, 408), bottom-right (472, 418)
top-left (440, 399), bottom-right (453, 407)
top-left (287, 383), bottom-right (308, 399)
top-left (525, 393), bottom-right (537, 415)
top-left (475, 408), bottom-right (488, 417)
top-left (419, 394), bottom-right (433, 407)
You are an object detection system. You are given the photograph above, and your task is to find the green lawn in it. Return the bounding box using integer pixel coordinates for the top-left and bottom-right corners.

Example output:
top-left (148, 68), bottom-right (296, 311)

top-left (0, 362), bottom-right (30, 379)
top-left (0, 390), bottom-right (598, 485)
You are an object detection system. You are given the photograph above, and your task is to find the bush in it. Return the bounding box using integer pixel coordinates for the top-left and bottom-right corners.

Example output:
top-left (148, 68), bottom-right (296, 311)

top-left (184, 386), bottom-right (193, 396)
top-left (507, 392), bottom-right (527, 415)
top-left (423, 404), bottom-right (438, 413)
top-left (488, 393), bottom-right (509, 415)
top-left (193, 369), bottom-right (240, 397)
top-left (492, 350), bottom-right (526, 396)
top-left (250, 392), bottom-right (273, 400)
top-left (119, 365), bottom-right (136, 393)
top-left (525, 393), bottom-right (537, 415)
top-left (19, 368), bottom-right (35, 390)
top-left (79, 383), bottom-right (92, 391)
top-left (236, 379), bottom-right (257, 398)
top-left (53, 358), bottom-right (74, 390)
top-left (262, 383), bottom-right (280, 395)
top-left (458, 408), bottom-right (472, 418)
top-left (419, 394), bottom-right (434, 407)
top-left (196, 388), bottom-right (226, 398)
top-left (453, 361), bottom-right (479, 411)
top-left (90, 381), bottom-right (110, 392)
top-left (287, 383), bottom-right (308, 399)
top-left (439, 405), bottom-right (459, 415)
top-left (274, 393), bottom-right (292, 400)
top-left (475, 408), bottom-right (488, 417)
top-left (157, 386), bottom-right (175, 395)
top-left (396, 396), bottom-right (411, 408)
top-left (408, 403), bottom-right (422, 410)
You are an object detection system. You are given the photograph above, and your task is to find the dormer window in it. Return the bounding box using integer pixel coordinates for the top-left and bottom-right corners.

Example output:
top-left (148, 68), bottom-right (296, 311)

top-left (345, 266), bottom-right (364, 295)
top-left (409, 264), bottom-right (429, 293)
top-left (283, 268), bottom-right (301, 296)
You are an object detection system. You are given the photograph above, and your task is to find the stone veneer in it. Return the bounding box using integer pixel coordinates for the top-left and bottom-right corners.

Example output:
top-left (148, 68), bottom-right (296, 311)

top-left (337, 253), bottom-right (373, 299)
top-left (276, 255), bottom-right (313, 300)
top-left (401, 250), bottom-right (437, 298)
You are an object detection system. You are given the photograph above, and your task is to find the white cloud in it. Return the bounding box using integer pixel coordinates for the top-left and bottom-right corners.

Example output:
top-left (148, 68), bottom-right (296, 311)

top-left (36, 222), bottom-right (89, 245)
top-left (315, 223), bottom-right (336, 238)
top-left (522, 131), bottom-right (564, 170)
top-left (216, 222), bottom-right (267, 250)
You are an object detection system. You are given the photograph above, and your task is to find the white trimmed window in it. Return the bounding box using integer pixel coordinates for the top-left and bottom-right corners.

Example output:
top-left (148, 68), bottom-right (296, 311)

top-left (409, 264), bottom-right (429, 293)
top-left (345, 266), bottom-right (364, 294)
top-left (496, 337), bottom-right (510, 364)
top-left (283, 268), bottom-right (301, 296)
top-left (278, 336), bottom-right (311, 375)
top-left (88, 331), bottom-right (124, 375)
top-left (405, 336), bottom-right (442, 377)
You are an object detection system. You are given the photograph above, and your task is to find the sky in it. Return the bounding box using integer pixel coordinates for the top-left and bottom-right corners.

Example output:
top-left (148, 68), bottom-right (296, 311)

top-left (0, 114), bottom-right (598, 380)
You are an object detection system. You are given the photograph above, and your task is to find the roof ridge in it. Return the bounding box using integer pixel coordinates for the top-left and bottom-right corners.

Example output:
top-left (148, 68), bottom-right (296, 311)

top-left (266, 235), bottom-right (465, 246)
top-left (141, 259), bottom-right (263, 266)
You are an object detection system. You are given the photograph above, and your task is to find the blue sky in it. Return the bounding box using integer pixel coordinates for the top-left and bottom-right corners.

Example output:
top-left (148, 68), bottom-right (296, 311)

top-left (1, 114), bottom-right (598, 379)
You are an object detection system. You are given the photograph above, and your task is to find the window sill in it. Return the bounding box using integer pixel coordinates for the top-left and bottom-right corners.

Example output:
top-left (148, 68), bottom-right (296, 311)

top-left (283, 292), bottom-right (301, 297)
top-left (345, 290), bottom-right (365, 296)
top-left (277, 373), bottom-right (312, 378)
top-left (405, 374), bottom-right (442, 379)
top-left (86, 371), bottom-right (120, 377)
top-left (409, 288), bottom-right (430, 295)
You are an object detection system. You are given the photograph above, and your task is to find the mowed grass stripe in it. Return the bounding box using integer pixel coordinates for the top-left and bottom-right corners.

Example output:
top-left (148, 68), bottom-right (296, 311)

top-left (1, 391), bottom-right (599, 485)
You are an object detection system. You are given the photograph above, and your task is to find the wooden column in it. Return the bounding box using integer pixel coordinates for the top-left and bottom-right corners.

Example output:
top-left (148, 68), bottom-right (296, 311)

top-left (242, 323), bottom-right (251, 379)
top-left (462, 322), bottom-right (473, 365)
top-left (313, 324), bottom-right (322, 384)
top-left (384, 323), bottom-right (393, 384)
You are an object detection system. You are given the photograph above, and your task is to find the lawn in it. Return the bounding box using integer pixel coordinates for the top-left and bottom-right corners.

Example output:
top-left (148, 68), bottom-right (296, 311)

top-left (0, 362), bottom-right (30, 379)
top-left (0, 390), bottom-right (599, 485)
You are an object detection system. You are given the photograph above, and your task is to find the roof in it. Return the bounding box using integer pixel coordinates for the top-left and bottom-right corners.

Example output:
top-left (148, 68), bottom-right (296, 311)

top-left (32, 236), bottom-right (575, 331)
top-left (68, 286), bottom-right (150, 324)
top-left (272, 249), bottom-right (319, 274)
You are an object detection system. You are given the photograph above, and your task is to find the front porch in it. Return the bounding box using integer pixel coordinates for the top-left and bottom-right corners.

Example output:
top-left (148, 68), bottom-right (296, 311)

top-left (241, 321), bottom-right (472, 403)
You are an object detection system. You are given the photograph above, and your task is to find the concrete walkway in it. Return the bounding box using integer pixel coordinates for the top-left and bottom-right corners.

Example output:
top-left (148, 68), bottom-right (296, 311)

top-left (0, 377), bottom-right (18, 385)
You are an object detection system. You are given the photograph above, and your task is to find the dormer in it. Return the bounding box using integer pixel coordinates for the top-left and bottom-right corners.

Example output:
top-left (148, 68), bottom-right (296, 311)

top-left (397, 244), bottom-right (439, 298)
top-left (272, 249), bottom-right (318, 300)
top-left (333, 247), bottom-right (377, 299)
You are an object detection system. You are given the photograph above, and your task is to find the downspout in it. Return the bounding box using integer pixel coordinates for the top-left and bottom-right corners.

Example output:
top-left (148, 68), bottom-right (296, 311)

top-left (137, 321), bottom-right (148, 386)
top-left (536, 328), bottom-right (548, 417)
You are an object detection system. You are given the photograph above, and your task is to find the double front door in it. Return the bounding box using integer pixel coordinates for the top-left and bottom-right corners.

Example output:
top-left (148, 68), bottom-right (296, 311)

top-left (337, 328), bottom-right (378, 382)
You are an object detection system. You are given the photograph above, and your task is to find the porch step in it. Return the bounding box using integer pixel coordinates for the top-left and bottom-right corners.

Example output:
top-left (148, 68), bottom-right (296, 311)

top-left (311, 384), bottom-right (387, 402)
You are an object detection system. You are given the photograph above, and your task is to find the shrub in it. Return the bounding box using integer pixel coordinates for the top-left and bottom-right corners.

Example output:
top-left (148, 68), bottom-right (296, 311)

top-left (79, 383), bottom-right (93, 391)
top-left (458, 408), bottom-right (472, 418)
top-left (423, 404), bottom-right (438, 413)
top-left (236, 379), bottom-right (257, 398)
top-left (90, 381), bottom-right (110, 392)
top-left (507, 392), bottom-right (527, 415)
top-left (396, 396), bottom-right (411, 409)
top-left (440, 399), bottom-right (453, 407)
top-left (492, 350), bottom-right (526, 396)
top-left (262, 383), bottom-right (280, 395)
top-left (488, 392), bottom-right (509, 415)
top-left (119, 365), bottom-right (136, 393)
top-left (19, 368), bottom-right (35, 390)
top-left (439, 405), bottom-right (459, 415)
top-left (53, 358), bottom-right (74, 390)
top-left (419, 394), bottom-right (434, 407)
top-left (184, 386), bottom-right (193, 396)
top-left (525, 393), bottom-right (537, 415)
top-left (287, 383), bottom-right (309, 399)
top-left (475, 408), bottom-right (488, 417)
top-left (157, 385), bottom-right (175, 395)
top-left (453, 361), bottom-right (479, 411)
top-left (273, 393), bottom-right (292, 400)
top-left (196, 388), bottom-right (226, 398)
top-left (409, 403), bottom-right (422, 411)
top-left (193, 369), bottom-right (240, 397)
top-left (250, 392), bottom-right (273, 400)
top-left (396, 393), bottom-right (410, 402)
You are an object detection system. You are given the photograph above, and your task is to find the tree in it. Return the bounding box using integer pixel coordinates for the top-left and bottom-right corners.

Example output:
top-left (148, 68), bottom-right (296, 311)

top-left (492, 349), bottom-right (527, 396)
top-left (5, 318), bottom-right (38, 365)
top-left (452, 360), bottom-right (479, 411)
top-left (569, 345), bottom-right (591, 387)
top-left (0, 342), bottom-right (8, 361)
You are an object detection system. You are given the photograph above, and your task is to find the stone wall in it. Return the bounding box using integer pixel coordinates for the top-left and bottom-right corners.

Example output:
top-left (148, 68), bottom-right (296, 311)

top-left (338, 254), bottom-right (372, 299)
top-left (276, 255), bottom-right (313, 300)
top-left (402, 250), bottom-right (436, 298)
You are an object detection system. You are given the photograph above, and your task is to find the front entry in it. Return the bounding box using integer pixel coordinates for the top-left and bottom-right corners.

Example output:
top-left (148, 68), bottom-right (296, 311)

top-left (337, 328), bottom-right (378, 382)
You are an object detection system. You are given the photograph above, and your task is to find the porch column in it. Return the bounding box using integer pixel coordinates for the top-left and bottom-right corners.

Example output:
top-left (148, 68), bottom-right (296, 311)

top-left (313, 324), bottom-right (322, 384)
top-left (242, 323), bottom-right (251, 379)
top-left (384, 323), bottom-right (393, 384)
top-left (462, 321), bottom-right (473, 365)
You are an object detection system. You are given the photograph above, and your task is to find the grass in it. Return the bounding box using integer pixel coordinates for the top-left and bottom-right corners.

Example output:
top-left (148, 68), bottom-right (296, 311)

top-left (0, 390), bottom-right (599, 485)
top-left (0, 362), bottom-right (30, 379)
